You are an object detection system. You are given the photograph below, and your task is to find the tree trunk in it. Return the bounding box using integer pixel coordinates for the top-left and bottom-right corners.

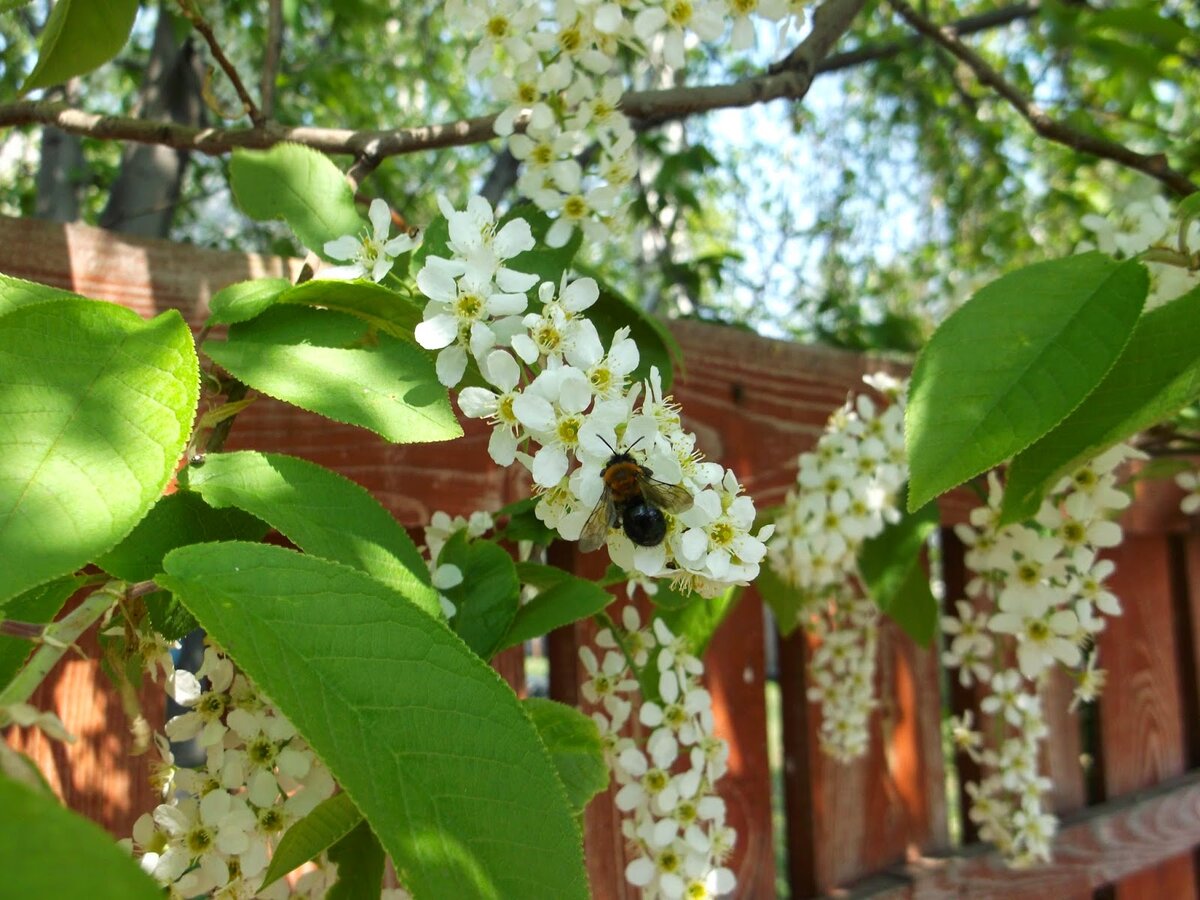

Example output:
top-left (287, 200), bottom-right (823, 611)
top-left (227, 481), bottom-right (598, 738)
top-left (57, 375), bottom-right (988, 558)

top-left (34, 82), bottom-right (88, 223)
top-left (99, 1), bottom-right (205, 238)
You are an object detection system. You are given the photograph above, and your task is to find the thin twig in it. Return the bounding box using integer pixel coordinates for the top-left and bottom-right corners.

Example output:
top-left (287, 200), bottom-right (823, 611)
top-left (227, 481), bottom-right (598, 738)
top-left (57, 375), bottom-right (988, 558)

top-left (888, 0), bottom-right (1197, 196)
top-left (0, 0), bottom-right (869, 162)
top-left (260, 0), bottom-right (284, 121)
top-left (176, 0), bottom-right (264, 125)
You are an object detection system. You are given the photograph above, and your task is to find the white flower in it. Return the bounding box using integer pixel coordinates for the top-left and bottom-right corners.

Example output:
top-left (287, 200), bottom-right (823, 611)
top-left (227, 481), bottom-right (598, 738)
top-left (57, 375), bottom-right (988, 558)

top-left (414, 261), bottom-right (527, 387)
top-left (319, 198), bottom-right (416, 282)
top-left (511, 277), bottom-right (604, 366)
top-left (458, 350), bottom-right (526, 465)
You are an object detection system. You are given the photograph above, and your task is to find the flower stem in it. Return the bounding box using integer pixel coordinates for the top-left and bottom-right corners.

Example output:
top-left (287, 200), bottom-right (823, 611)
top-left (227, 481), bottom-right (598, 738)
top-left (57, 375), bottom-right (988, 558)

top-left (0, 585), bottom-right (122, 724)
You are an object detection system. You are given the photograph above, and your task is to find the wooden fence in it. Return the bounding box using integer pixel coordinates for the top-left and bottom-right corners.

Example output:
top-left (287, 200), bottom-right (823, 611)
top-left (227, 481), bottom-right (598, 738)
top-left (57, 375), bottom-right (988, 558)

top-left (2, 214), bottom-right (1198, 899)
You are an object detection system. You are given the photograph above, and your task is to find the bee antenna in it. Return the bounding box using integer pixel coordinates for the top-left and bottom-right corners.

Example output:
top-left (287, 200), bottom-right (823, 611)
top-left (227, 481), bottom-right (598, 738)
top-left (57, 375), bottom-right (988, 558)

top-left (599, 435), bottom-right (616, 454)
top-left (627, 436), bottom-right (645, 452)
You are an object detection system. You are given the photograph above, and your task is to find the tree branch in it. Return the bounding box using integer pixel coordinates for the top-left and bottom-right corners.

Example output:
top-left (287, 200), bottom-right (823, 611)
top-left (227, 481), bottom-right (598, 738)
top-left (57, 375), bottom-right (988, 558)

top-left (888, 0), bottom-right (1197, 196)
top-left (176, 0), bottom-right (263, 125)
top-left (814, 1), bottom-right (1040, 76)
top-left (260, 0), bottom-right (284, 121)
top-left (0, 0), bottom-right (868, 162)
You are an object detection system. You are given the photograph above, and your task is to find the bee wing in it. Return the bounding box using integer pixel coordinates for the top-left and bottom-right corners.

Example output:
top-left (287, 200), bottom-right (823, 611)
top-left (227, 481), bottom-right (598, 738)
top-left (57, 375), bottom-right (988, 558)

top-left (579, 488), bottom-right (617, 553)
top-left (638, 476), bottom-right (694, 515)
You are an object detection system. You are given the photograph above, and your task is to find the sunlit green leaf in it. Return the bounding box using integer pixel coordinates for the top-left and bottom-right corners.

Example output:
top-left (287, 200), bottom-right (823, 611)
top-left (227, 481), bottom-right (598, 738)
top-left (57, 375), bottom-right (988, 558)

top-left (161, 542), bottom-right (588, 900)
top-left (907, 254), bottom-right (1147, 510)
top-left (229, 145), bottom-right (363, 257)
top-left (202, 306), bottom-right (461, 444)
top-left (0, 772), bottom-right (161, 899)
top-left (0, 300), bottom-right (198, 603)
top-left (20, 0), bottom-right (139, 93)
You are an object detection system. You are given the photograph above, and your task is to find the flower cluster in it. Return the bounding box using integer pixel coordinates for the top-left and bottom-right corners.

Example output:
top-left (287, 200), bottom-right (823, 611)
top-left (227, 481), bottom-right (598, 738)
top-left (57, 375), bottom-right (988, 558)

top-left (447, 0), bottom-right (806, 248)
top-left (126, 644), bottom-right (338, 898)
top-left (415, 195), bottom-right (772, 598)
top-left (580, 605), bottom-right (736, 899)
top-left (766, 374), bottom-right (906, 760)
top-left (942, 445), bottom-right (1138, 865)
top-left (1078, 188), bottom-right (1200, 309)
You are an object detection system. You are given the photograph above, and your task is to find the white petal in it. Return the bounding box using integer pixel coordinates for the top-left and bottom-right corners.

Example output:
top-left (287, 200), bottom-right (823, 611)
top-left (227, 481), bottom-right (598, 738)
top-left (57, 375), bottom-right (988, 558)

top-left (532, 446), bottom-right (569, 487)
top-left (368, 198), bottom-right (391, 239)
top-left (323, 234), bottom-right (362, 261)
top-left (316, 263), bottom-right (366, 282)
top-left (496, 267), bottom-right (538, 293)
top-left (626, 857), bottom-right (655, 887)
top-left (458, 387), bottom-right (498, 419)
top-left (436, 345), bottom-right (468, 387)
top-left (486, 291), bottom-right (528, 316)
top-left (561, 277), bottom-right (599, 312)
top-left (545, 218), bottom-right (573, 248)
top-left (484, 349), bottom-right (520, 391)
top-left (416, 264), bottom-right (459, 303)
top-left (495, 218), bottom-right (535, 257)
top-left (167, 670), bottom-right (201, 706)
top-left (512, 392), bottom-right (555, 431)
top-left (489, 427), bottom-right (518, 466)
top-left (414, 314), bottom-right (459, 350)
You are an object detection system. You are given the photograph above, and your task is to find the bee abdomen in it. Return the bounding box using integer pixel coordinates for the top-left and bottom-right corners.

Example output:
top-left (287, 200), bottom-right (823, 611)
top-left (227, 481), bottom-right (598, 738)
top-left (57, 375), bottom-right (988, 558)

top-left (622, 503), bottom-right (667, 547)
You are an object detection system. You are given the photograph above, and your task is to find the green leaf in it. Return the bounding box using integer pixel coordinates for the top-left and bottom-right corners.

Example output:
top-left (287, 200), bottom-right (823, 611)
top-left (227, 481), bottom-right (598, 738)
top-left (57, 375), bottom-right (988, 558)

top-left (160, 542), bottom-right (588, 900)
top-left (94, 491), bottom-right (268, 583)
top-left (748, 506), bottom-right (810, 637)
top-left (202, 305), bottom-right (461, 444)
top-left (522, 698), bottom-right (609, 816)
top-left (262, 793), bottom-right (364, 889)
top-left (754, 557), bottom-right (810, 638)
top-left (207, 278), bottom-right (292, 326)
top-left (883, 562), bottom-right (939, 646)
top-left (143, 590), bottom-right (198, 642)
top-left (858, 488), bottom-right (940, 645)
top-left (229, 145), bottom-right (363, 256)
top-left (327, 819), bottom-right (386, 900)
top-left (658, 587), bottom-right (741, 658)
top-left (906, 254), bottom-right (1148, 510)
top-left (0, 576), bottom-right (83, 690)
top-left (0, 772), bottom-right (161, 899)
top-left (1003, 285), bottom-right (1200, 521)
top-left (20, 0), bottom-right (139, 94)
top-left (491, 496), bottom-right (558, 546)
top-left (439, 533), bottom-right (520, 659)
top-left (277, 279), bottom-right (424, 342)
top-left (0, 274), bottom-right (80, 318)
top-left (499, 563), bottom-right (613, 653)
top-left (181, 450), bottom-right (439, 616)
top-left (410, 214), bottom-right (450, 273)
top-left (1088, 7), bottom-right (1193, 47)
top-left (0, 300), bottom-right (199, 603)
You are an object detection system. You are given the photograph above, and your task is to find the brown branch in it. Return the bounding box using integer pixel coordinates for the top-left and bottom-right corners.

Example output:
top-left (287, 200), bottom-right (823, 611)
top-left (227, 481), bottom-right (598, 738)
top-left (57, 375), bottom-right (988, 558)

top-left (0, 0), bottom-right (868, 162)
top-left (814, 1), bottom-right (1041, 76)
top-left (176, 0), bottom-right (263, 126)
top-left (888, 0), bottom-right (1197, 196)
top-left (260, 0), bottom-right (284, 121)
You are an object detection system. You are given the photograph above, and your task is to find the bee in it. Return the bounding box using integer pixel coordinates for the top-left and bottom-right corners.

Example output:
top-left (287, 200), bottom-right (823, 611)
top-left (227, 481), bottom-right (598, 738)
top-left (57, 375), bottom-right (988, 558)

top-left (579, 439), bottom-right (693, 552)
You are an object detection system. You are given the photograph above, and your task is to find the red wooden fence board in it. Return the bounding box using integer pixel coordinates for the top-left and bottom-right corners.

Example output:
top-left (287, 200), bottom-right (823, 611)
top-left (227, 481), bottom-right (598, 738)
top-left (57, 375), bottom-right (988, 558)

top-left (1099, 536), bottom-right (1197, 898)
